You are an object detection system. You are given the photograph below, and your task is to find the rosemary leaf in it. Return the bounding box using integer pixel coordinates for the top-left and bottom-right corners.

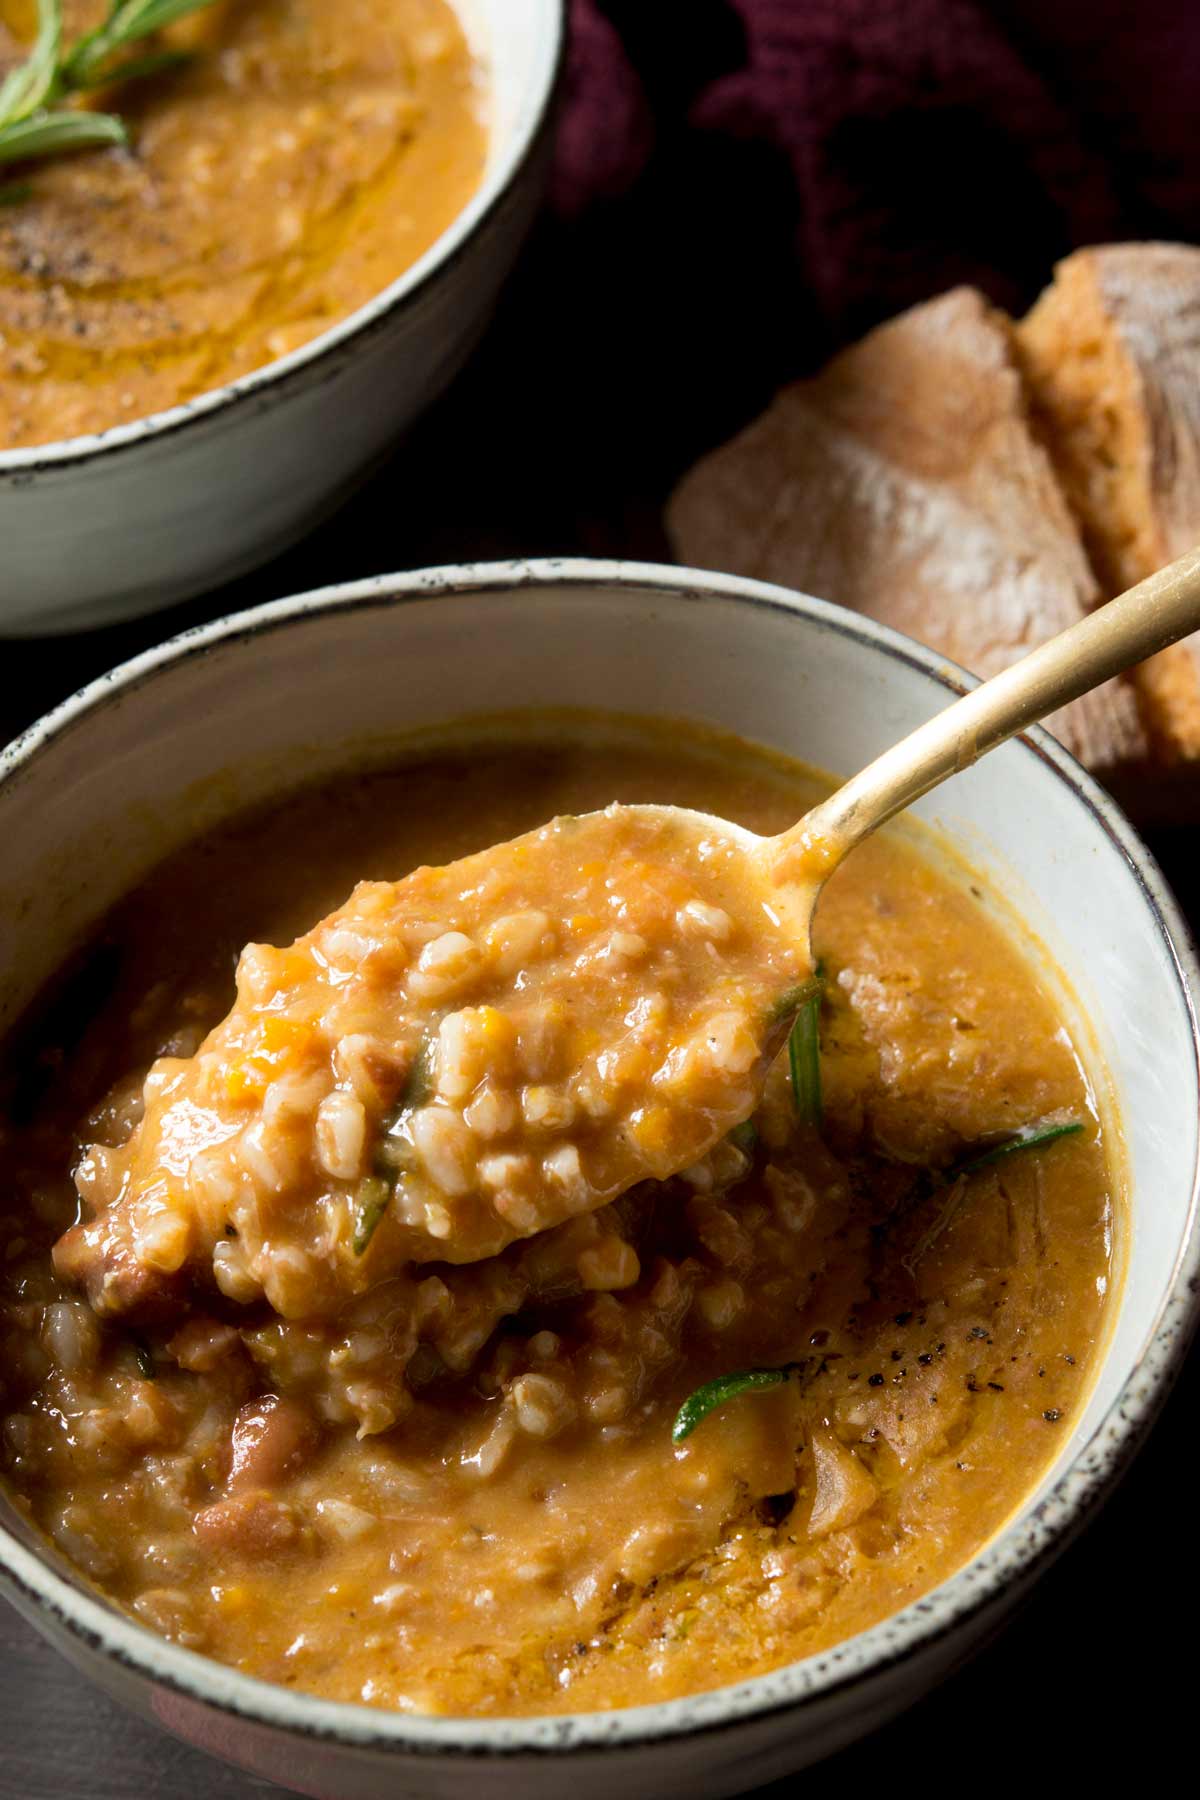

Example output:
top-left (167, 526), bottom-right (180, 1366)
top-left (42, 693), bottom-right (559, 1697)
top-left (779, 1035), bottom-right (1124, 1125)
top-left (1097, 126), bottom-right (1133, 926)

top-left (0, 0), bottom-right (61, 128)
top-left (125, 0), bottom-right (216, 29)
top-left (63, 0), bottom-right (214, 86)
top-left (947, 1119), bottom-right (1084, 1181)
top-left (0, 109), bottom-right (125, 166)
top-left (70, 45), bottom-right (194, 92)
top-left (787, 981), bottom-right (822, 1128)
top-left (672, 1366), bottom-right (798, 1443)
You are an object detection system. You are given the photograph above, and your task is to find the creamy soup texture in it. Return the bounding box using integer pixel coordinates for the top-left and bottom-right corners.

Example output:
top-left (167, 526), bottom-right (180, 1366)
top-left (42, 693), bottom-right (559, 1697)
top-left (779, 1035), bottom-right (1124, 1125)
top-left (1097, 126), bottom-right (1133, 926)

top-left (55, 802), bottom-right (814, 1330)
top-left (0, 725), bottom-right (1116, 1715)
top-left (0, 0), bottom-right (485, 448)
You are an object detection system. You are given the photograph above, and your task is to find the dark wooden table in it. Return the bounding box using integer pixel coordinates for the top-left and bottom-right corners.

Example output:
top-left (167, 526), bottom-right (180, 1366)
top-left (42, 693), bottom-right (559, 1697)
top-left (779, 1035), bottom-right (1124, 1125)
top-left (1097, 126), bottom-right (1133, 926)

top-left (1, 239), bottom-right (1195, 1797)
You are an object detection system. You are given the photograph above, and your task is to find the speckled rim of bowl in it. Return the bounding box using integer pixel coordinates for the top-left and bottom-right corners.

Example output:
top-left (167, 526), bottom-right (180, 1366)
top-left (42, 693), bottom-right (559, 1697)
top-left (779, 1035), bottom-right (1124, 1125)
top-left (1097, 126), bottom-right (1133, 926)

top-left (1, 558), bottom-right (1198, 1760)
top-left (0, 2), bottom-right (566, 477)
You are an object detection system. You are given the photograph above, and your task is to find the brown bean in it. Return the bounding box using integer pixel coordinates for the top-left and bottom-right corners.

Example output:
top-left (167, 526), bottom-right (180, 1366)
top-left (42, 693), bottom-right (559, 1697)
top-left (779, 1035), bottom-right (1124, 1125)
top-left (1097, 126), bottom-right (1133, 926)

top-left (52, 1216), bottom-right (183, 1322)
top-left (227, 1394), bottom-right (318, 1492)
top-left (193, 1492), bottom-right (301, 1555)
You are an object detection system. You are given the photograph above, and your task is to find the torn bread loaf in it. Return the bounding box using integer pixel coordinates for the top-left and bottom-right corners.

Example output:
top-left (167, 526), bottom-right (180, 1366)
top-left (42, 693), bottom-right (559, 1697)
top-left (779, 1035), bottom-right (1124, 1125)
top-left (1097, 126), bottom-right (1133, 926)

top-left (667, 286), bottom-right (1149, 785)
top-left (1017, 243), bottom-right (1200, 764)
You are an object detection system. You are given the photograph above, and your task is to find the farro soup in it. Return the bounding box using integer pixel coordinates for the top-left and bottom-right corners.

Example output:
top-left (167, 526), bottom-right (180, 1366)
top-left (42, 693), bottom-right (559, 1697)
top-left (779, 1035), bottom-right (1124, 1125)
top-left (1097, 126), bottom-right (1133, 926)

top-left (0, 0), bottom-right (485, 449)
top-left (0, 721), bottom-right (1116, 1716)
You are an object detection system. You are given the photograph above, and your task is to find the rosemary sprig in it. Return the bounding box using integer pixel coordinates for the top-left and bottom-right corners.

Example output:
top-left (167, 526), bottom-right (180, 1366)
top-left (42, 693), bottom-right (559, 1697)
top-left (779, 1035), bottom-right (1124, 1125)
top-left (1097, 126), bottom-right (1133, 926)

top-left (0, 0), bottom-right (216, 185)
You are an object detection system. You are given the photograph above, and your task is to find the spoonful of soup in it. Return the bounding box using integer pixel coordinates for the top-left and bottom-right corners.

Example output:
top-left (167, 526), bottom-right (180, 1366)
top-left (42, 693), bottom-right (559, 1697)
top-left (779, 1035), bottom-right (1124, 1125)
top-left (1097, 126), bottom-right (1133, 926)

top-left (54, 548), bottom-right (1200, 1323)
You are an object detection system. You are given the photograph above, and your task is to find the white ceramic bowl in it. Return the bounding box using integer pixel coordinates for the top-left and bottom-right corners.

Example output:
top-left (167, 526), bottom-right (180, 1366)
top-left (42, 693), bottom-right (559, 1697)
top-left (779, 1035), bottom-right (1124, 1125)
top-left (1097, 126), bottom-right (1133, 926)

top-left (0, 2), bottom-right (564, 636)
top-left (1, 561), bottom-right (1197, 1799)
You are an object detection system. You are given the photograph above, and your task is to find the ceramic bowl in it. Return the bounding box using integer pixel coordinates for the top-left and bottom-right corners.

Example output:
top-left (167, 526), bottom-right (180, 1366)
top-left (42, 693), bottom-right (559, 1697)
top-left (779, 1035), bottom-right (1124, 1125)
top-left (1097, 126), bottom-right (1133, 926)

top-left (1, 561), bottom-right (1197, 1799)
top-left (0, 2), bottom-right (564, 636)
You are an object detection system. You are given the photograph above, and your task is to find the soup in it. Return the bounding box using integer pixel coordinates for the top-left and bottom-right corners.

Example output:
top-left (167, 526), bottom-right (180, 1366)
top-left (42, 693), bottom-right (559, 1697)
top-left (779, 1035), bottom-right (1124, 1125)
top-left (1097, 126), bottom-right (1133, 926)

top-left (0, 723), bottom-right (1116, 1715)
top-left (0, 0), bottom-right (486, 449)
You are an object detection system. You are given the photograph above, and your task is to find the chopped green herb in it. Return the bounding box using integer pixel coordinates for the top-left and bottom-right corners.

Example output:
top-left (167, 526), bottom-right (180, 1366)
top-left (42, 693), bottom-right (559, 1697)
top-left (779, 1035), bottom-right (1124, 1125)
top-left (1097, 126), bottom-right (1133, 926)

top-left (375, 1039), bottom-right (434, 1172)
top-left (398, 1037), bottom-right (433, 1111)
top-left (787, 982), bottom-right (822, 1128)
top-left (132, 1339), bottom-right (156, 1379)
top-left (0, 180), bottom-right (32, 203)
top-left (672, 1365), bottom-right (802, 1443)
top-left (352, 1175), bottom-right (390, 1256)
top-left (727, 1119), bottom-right (758, 1155)
top-left (947, 1119), bottom-right (1084, 1181)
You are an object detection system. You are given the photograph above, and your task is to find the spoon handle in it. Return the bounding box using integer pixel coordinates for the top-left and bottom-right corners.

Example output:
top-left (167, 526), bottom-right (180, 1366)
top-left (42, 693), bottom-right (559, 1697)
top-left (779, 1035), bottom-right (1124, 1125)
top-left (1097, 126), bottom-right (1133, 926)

top-left (774, 542), bottom-right (1200, 878)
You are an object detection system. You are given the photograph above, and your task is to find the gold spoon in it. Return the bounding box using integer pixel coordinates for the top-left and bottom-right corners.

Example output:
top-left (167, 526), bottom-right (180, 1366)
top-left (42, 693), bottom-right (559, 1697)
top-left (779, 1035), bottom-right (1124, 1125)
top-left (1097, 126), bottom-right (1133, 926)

top-left (56, 547), bottom-right (1200, 1318)
top-left (728, 541), bottom-right (1200, 950)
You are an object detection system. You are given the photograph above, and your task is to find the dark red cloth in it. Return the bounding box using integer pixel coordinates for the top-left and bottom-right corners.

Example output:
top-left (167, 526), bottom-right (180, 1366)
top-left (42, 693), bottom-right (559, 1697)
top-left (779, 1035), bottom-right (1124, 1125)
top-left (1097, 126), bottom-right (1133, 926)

top-left (432, 1), bottom-right (1200, 559)
top-left (554, 0), bottom-right (1200, 339)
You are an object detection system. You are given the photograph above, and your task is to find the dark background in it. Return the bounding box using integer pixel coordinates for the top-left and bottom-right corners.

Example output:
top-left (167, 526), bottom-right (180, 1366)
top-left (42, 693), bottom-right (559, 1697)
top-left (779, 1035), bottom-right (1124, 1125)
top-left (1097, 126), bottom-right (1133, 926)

top-left (3, 1), bottom-right (1199, 1792)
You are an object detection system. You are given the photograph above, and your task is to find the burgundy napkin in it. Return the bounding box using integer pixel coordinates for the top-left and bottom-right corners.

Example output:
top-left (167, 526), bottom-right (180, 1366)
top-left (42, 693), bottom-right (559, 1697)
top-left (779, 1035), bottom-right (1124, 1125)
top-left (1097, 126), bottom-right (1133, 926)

top-left (555, 0), bottom-right (1200, 342)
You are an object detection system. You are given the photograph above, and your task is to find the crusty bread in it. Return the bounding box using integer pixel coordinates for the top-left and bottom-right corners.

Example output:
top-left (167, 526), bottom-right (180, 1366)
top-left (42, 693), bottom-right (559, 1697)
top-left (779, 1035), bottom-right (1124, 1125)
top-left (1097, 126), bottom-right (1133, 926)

top-left (1017, 243), bottom-right (1200, 765)
top-left (667, 287), bottom-right (1149, 783)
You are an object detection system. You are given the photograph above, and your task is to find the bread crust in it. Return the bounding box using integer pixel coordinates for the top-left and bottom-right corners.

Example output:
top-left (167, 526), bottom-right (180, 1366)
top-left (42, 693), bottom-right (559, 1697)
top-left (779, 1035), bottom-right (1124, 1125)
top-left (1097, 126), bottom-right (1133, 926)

top-left (668, 287), bottom-right (1149, 783)
top-left (1017, 243), bottom-right (1200, 767)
